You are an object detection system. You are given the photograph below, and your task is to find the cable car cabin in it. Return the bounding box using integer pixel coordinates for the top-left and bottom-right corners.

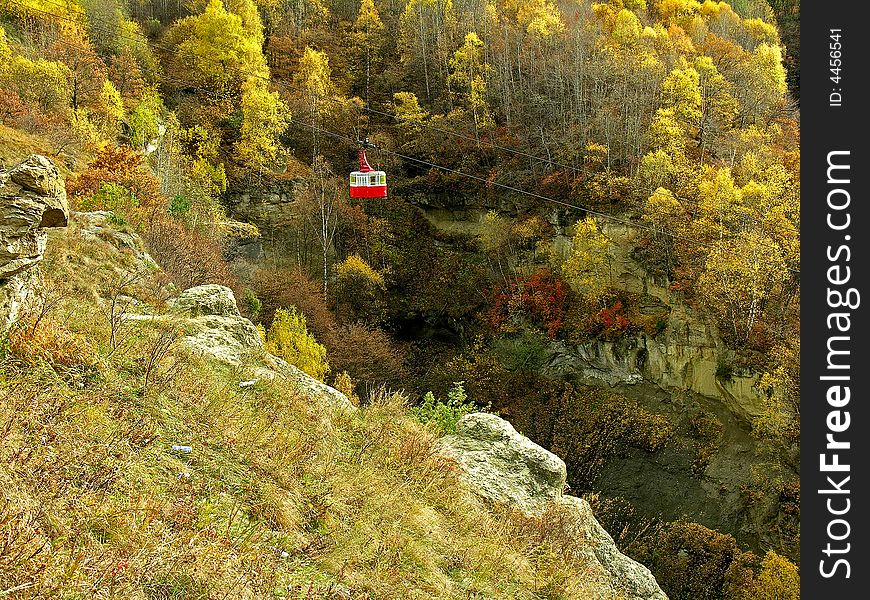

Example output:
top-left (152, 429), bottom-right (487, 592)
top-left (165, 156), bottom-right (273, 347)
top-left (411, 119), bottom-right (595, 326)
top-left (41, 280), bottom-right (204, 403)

top-left (349, 148), bottom-right (387, 199)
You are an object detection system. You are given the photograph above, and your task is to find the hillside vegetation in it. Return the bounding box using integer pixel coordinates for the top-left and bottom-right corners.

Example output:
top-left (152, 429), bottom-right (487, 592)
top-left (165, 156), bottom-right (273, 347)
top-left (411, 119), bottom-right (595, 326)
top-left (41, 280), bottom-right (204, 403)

top-left (1, 215), bottom-right (640, 598)
top-left (1, 0), bottom-right (799, 598)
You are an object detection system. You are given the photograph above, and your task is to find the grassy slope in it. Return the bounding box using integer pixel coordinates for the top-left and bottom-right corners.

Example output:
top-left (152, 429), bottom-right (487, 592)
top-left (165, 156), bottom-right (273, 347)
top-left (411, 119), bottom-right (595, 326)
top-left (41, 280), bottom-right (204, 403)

top-left (0, 124), bottom-right (91, 176)
top-left (0, 219), bottom-right (613, 598)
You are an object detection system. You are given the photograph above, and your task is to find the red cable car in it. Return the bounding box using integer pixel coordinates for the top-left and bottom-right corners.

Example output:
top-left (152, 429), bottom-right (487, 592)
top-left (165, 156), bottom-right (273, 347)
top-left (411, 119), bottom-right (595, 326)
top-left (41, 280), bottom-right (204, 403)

top-left (349, 141), bottom-right (387, 199)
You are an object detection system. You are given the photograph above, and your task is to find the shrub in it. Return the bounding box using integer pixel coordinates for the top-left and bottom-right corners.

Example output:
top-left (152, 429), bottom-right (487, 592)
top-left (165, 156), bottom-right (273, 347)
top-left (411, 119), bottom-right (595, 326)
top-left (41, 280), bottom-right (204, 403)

top-left (169, 194), bottom-right (192, 218)
top-left (638, 521), bottom-right (743, 600)
top-left (141, 217), bottom-right (238, 292)
top-left (6, 317), bottom-right (99, 377)
top-left (253, 268), bottom-right (407, 392)
top-left (488, 268), bottom-right (570, 338)
top-left (751, 550), bottom-right (799, 600)
top-left (489, 331), bottom-right (551, 374)
top-left (548, 384), bottom-right (673, 488)
top-left (690, 411), bottom-right (724, 473)
top-left (0, 89), bottom-right (27, 125)
top-left (67, 146), bottom-right (164, 223)
top-left (264, 308), bottom-right (329, 381)
top-left (242, 289), bottom-right (262, 321)
top-left (253, 267), bottom-right (334, 340)
top-left (332, 371), bottom-right (361, 406)
top-left (327, 323), bottom-right (407, 392)
top-left (78, 181), bottom-right (140, 219)
top-left (412, 382), bottom-right (478, 434)
top-left (333, 254), bottom-right (385, 323)
top-left (593, 299), bottom-right (631, 338)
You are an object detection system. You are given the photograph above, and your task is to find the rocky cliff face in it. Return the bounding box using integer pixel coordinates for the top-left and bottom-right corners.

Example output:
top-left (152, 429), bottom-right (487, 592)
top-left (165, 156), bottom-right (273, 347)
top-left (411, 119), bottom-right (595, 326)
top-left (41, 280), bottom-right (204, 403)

top-left (545, 308), bottom-right (765, 424)
top-left (0, 155), bottom-right (69, 333)
top-left (550, 222), bottom-right (767, 423)
top-left (224, 179), bottom-right (304, 237)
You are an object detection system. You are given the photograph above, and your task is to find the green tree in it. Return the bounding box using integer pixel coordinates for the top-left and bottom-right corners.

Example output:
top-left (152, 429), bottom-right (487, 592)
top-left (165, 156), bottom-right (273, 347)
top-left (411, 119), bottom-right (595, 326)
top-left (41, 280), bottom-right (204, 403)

top-left (128, 91), bottom-right (162, 150)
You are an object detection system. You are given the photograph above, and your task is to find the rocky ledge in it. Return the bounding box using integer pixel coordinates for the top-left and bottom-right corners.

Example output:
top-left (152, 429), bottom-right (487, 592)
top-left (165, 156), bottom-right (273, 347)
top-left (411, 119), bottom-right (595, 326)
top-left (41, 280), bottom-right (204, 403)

top-left (437, 413), bottom-right (668, 600)
top-left (166, 284), bottom-right (355, 412)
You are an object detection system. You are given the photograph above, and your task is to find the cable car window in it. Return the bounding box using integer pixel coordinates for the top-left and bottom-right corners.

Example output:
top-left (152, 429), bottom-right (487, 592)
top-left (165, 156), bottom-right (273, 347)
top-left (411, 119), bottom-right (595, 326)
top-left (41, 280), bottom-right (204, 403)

top-left (370, 175), bottom-right (377, 185)
top-left (380, 174), bottom-right (386, 184)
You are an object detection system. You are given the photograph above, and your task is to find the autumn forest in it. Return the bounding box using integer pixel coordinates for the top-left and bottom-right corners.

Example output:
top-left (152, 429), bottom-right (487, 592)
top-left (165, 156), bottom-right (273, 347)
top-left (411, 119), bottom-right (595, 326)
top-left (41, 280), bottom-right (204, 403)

top-left (0, 0), bottom-right (801, 598)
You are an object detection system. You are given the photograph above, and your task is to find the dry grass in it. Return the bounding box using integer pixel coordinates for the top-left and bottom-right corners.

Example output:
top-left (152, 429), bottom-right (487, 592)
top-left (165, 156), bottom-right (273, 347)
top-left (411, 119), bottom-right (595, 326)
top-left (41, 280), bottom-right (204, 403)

top-left (0, 225), bottom-right (610, 599)
top-left (0, 123), bottom-right (91, 175)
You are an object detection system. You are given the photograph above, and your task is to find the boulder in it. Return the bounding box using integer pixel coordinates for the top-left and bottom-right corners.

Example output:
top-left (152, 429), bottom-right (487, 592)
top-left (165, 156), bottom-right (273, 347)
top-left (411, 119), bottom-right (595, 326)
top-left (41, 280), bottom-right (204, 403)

top-left (170, 284), bottom-right (245, 319)
top-left (259, 354), bottom-right (355, 411)
top-left (0, 155), bottom-right (69, 332)
top-left (436, 412), bottom-right (566, 515)
top-left (74, 211), bottom-right (153, 263)
top-left (170, 284), bottom-right (354, 411)
top-left (437, 412), bottom-right (667, 600)
top-left (169, 285), bottom-right (264, 365)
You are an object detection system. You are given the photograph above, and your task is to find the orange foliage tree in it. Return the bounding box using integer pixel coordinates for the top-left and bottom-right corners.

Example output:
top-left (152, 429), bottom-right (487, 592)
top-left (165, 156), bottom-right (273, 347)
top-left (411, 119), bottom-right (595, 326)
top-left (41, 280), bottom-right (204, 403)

top-left (67, 145), bottom-right (164, 222)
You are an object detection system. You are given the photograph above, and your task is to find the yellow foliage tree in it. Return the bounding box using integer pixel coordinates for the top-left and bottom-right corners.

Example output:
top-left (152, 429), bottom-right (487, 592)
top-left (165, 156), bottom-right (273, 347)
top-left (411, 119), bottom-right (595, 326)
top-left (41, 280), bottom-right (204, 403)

top-left (171, 0), bottom-right (268, 93)
top-left (334, 254), bottom-right (386, 321)
top-left (235, 77), bottom-right (291, 175)
top-left (694, 167), bottom-right (752, 240)
top-left (661, 63), bottom-right (702, 138)
top-left (643, 187), bottom-right (686, 235)
top-left (740, 43), bottom-right (788, 121)
top-left (265, 308), bottom-right (329, 381)
top-left (293, 46), bottom-right (334, 156)
top-left (0, 52), bottom-right (71, 114)
top-left (98, 79), bottom-right (124, 137)
top-left (613, 9), bottom-right (642, 45)
top-left (697, 229), bottom-right (788, 343)
top-left (447, 32), bottom-right (493, 136)
top-left (506, 0), bottom-right (565, 38)
top-left (393, 91), bottom-right (429, 130)
top-left (335, 254), bottom-right (385, 288)
top-left (561, 217), bottom-right (609, 300)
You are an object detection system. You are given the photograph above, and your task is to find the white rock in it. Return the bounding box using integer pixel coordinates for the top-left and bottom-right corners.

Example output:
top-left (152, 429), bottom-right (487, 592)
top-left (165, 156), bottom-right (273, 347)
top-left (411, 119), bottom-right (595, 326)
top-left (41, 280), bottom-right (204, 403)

top-left (436, 412), bottom-right (566, 515)
top-left (436, 412), bottom-right (667, 600)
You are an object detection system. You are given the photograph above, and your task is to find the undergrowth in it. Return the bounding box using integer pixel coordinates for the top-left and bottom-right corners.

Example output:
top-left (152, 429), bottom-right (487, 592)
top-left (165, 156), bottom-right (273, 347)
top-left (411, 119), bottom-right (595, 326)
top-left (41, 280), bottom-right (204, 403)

top-left (0, 222), bottom-right (615, 598)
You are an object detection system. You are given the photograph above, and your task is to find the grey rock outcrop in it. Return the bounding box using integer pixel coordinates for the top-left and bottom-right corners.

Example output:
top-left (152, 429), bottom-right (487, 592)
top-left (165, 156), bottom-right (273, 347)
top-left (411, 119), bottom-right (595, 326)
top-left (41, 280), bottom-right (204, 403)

top-left (168, 284), bottom-right (354, 411)
top-left (437, 413), bottom-right (667, 600)
top-left (169, 284), bottom-right (266, 366)
top-left (558, 495), bottom-right (669, 600)
top-left (0, 155), bottom-right (69, 332)
top-left (224, 179), bottom-right (305, 234)
top-left (436, 412), bottom-right (567, 515)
